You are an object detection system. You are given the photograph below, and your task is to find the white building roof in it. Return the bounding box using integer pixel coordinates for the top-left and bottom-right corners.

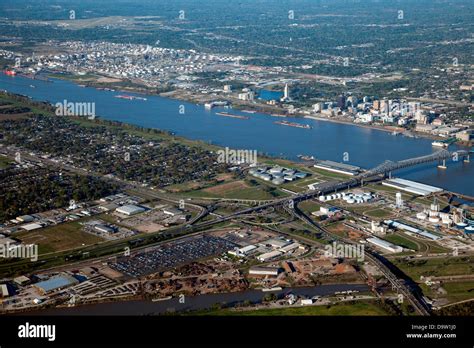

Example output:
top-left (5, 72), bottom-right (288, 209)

top-left (21, 223), bottom-right (43, 231)
top-left (239, 245), bottom-right (257, 254)
top-left (257, 250), bottom-right (283, 261)
top-left (367, 237), bottom-right (403, 253)
top-left (279, 242), bottom-right (300, 253)
top-left (264, 238), bottom-right (290, 248)
top-left (382, 178), bottom-right (443, 196)
top-left (116, 205), bottom-right (145, 215)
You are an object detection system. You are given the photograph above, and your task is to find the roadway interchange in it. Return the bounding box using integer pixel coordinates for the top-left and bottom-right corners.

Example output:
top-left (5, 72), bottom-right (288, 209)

top-left (2, 148), bottom-right (469, 314)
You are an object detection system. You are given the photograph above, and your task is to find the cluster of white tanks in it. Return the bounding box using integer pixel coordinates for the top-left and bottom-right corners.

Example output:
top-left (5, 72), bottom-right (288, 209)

top-left (319, 192), bottom-right (373, 204)
top-left (416, 210), bottom-right (453, 225)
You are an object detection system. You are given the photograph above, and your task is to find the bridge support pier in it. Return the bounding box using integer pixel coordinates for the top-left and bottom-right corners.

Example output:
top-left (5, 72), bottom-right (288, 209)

top-left (464, 154), bottom-right (470, 163)
top-left (438, 159), bottom-right (447, 169)
top-left (388, 171), bottom-right (392, 179)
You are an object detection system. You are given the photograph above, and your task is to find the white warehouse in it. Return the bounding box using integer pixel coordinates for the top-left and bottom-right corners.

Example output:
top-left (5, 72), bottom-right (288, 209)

top-left (257, 250), bottom-right (282, 262)
top-left (367, 237), bottom-right (403, 253)
top-left (115, 204), bottom-right (146, 216)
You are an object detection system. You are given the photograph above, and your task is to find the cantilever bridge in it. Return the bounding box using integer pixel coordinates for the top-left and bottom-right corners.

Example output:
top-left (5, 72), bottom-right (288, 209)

top-left (360, 149), bottom-right (470, 179)
top-left (297, 149), bottom-right (471, 201)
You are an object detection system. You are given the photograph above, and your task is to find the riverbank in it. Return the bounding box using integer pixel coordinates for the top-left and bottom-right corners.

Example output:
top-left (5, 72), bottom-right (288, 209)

top-left (304, 115), bottom-right (445, 141)
top-left (18, 284), bottom-right (370, 316)
top-left (191, 299), bottom-right (390, 316)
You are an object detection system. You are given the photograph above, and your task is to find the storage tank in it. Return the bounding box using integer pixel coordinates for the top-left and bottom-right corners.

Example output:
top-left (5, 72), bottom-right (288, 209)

top-left (319, 196), bottom-right (326, 202)
top-left (346, 199), bottom-right (355, 204)
top-left (441, 217), bottom-right (452, 225)
top-left (326, 195), bottom-right (332, 201)
top-left (272, 178), bottom-right (285, 185)
top-left (428, 217), bottom-right (440, 223)
top-left (416, 213), bottom-right (427, 220)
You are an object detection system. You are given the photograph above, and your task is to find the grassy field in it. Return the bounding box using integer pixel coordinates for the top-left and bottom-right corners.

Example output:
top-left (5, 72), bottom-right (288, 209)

top-left (48, 73), bottom-right (100, 81)
top-left (193, 301), bottom-right (390, 316)
top-left (393, 257), bottom-right (474, 280)
top-left (0, 155), bottom-right (12, 169)
top-left (298, 200), bottom-right (322, 214)
top-left (186, 180), bottom-right (286, 200)
top-left (424, 242), bottom-right (451, 254)
top-left (383, 233), bottom-right (419, 251)
top-left (440, 281), bottom-right (474, 303)
top-left (15, 222), bottom-right (104, 254)
top-left (309, 167), bottom-right (351, 180)
top-left (0, 94), bottom-right (51, 117)
top-left (364, 208), bottom-right (393, 219)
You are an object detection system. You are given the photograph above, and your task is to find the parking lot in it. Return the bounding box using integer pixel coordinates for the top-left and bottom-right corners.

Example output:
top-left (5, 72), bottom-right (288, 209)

top-left (109, 235), bottom-right (237, 277)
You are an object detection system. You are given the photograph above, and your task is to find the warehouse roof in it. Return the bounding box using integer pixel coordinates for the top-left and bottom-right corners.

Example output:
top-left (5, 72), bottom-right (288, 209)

top-left (116, 204), bottom-right (145, 215)
top-left (21, 223), bottom-right (43, 231)
top-left (34, 275), bottom-right (79, 293)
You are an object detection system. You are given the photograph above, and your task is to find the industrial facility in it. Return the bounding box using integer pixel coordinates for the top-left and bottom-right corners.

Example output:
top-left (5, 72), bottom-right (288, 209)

top-left (382, 178), bottom-right (443, 196)
top-left (366, 237), bottom-right (404, 253)
top-left (249, 165), bottom-right (308, 185)
top-left (313, 160), bottom-right (362, 176)
top-left (115, 204), bottom-right (146, 216)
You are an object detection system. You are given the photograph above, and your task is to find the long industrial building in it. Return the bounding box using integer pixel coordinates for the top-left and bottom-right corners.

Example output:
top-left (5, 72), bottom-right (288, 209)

top-left (382, 178), bottom-right (443, 196)
top-left (34, 275), bottom-right (79, 294)
top-left (366, 237), bottom-right (403, 253)
top-left (115, 204), bottom-right (146, 216)
top-left (384, 220), bottom-right (441, 240)
top-left (248, 266), bottom-right (281, 276)
top-left (314, 160), bottom-right (362, 176)
top-left (257, 250), bottom-right (282, 262)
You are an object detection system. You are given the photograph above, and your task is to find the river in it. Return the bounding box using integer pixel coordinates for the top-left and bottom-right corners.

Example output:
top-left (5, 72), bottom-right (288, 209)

top-left (24, 283), bottom-right (369, 316)
top-left (0, 74), bottom-right (472, 196)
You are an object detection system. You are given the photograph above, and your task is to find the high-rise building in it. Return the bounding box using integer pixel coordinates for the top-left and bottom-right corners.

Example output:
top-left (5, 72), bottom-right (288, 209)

top-left (284, 83), bottom-right (290, 99)
top-left (313, 103), bottom-right (322, 113)
top-left (337, 95), bottom-right (346, 110)
top-left (373, 100), bottom-right (380, 110)
top-left (238, 91), bottom-right (254, 101)
top-left (380, 100), bottom-right (389, 115)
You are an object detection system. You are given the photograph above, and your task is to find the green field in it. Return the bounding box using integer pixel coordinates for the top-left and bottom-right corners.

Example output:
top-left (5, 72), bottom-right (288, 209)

top-left (192, 301), bottom-right (390, 316)
top-left (298, 200), bottom-right (322, 214)
top-left (0, 155), bottom-right (12, 169)
top-left (440, 281), bottom-right (474, 303)
top-left (364, 208), bottom-right (393, 219)
top-left (393, 257), bottom-right (474, 280)
top-left (15, 221), bottom-right (104, 254)
top-left (185, 180), bottom-right (287, 200)
top-left (383, 234), bottom-right (419, 251)
top-left (310, 167), bottom-right (350, 180)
